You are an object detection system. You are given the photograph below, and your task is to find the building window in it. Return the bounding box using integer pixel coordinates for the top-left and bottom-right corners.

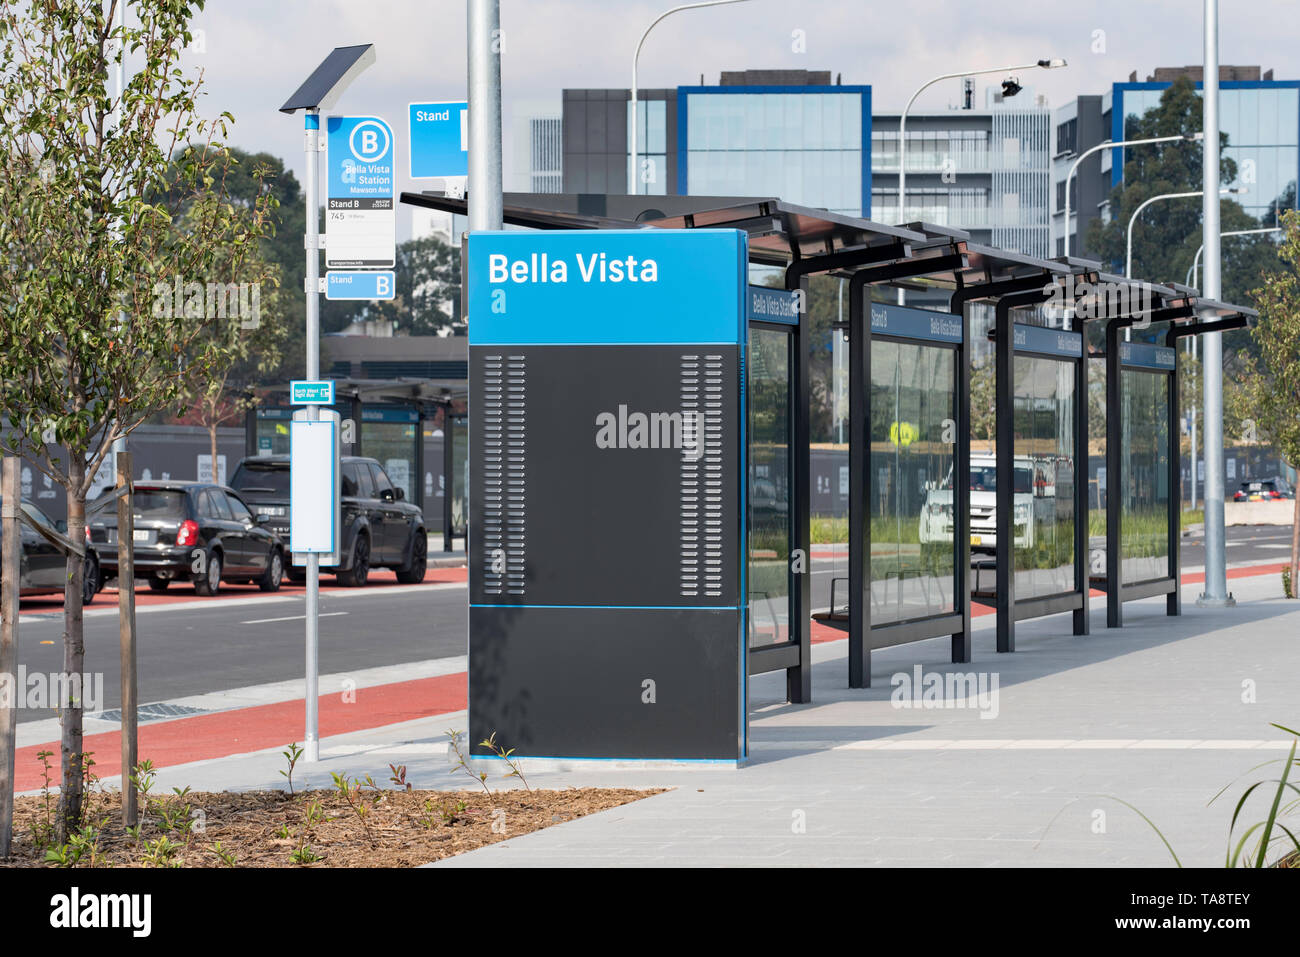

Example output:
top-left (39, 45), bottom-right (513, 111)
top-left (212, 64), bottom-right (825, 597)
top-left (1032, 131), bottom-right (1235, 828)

top-left (684, 91), bottom-right (864, 216)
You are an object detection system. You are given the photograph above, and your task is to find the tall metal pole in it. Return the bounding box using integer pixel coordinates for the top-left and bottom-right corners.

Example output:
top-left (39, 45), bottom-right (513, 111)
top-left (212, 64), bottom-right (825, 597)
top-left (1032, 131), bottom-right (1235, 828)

top-left (303, 107), bottom-right (321, 760)
top-left (1198, 0), bottom-right (1232, 606)
top-left (468, 0), bottom-right (503, 232)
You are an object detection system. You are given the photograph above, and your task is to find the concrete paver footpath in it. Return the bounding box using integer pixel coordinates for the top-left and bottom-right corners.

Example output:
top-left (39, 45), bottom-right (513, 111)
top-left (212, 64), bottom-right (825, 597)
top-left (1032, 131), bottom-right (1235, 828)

top-left (16, 560), bottom-right (1299, 867)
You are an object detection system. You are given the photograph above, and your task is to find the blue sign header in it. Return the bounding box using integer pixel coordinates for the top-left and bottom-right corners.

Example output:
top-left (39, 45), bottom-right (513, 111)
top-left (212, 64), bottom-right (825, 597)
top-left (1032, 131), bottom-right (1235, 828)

top-left (1012, 323), bottom-right (1083, 359)
top-left (326, 116), bottom-right (394, 203)
top-left (466, 229), bottom-right (748, 346)
top-left (1120, 341), bottom-right (1177, 371)
top-left (869, 302), bottom-right (963, 344)
top-left (290, 380), bottom-right (335, 405)
top-left (326, 271), bottom-right (395, 301)
top-left (748, 285), bottom-right (800, 325)
top-left (409, 101), bottom-right (469, 178)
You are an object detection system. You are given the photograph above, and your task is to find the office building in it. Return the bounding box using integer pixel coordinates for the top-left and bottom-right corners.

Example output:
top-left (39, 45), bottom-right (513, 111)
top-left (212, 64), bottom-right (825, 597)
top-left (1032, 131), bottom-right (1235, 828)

top-left (1054, 66), bottom-right (1299, 260)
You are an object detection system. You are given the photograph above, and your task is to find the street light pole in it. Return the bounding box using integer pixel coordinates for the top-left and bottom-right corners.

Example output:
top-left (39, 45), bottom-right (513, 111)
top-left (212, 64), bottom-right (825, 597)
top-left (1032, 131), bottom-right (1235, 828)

top-left (1186, 227), bottom-right (1281, 288)
top-left (1062, 133), bottom-right (1202, 257)
top-left (1199, 0), bottom-right (1232, 606)
top-left (630, 0), bottom-right (752, 196)
top-left (897, 58), bottom-right (1066, 303)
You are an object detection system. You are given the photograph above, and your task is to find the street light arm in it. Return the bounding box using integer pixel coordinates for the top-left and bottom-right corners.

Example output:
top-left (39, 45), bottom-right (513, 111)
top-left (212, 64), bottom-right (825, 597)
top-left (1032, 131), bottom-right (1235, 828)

top-left (630, 0), bottom-right (752, 194)
top-left (1063, 133), bottom-right (1200, 257)
top-left (1126, 188), bottom-right (1232, 278)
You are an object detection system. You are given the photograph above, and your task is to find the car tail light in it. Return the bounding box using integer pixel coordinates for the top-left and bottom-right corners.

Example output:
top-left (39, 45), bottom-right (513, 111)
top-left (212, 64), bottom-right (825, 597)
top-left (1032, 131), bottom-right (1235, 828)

top-left (176, 520), bottom-right (199, 547)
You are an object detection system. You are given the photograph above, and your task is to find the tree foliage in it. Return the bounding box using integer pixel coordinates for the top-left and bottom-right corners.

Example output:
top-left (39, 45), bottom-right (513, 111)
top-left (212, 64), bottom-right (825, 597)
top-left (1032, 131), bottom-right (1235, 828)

top-left (1086, 77), bottom-right (1285, 313)
top-left (1239, 209), bottom-right (1300, 591)
top-left (0, 0), bottom-right (272, 837)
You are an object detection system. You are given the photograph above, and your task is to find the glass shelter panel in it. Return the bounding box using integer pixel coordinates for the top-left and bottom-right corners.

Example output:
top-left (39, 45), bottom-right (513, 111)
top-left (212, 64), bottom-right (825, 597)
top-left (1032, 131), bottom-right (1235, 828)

top-left (1012, 356), bottom-right (1076, 598)
top-left (748, 326), bottom-right (792, 647)
top-left (869, 340), bottom-right (957, 624)
top-left (362, 408), bottom-right (420, 504)
top-left (1120, 368), bottom-right (1171, 584)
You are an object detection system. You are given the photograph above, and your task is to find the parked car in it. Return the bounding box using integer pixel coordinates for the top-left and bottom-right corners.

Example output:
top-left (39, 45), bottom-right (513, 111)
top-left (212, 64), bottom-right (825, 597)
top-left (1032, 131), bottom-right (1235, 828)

top-left (0, 498), bottom-right (102, 605)
top-left (87, 482), bottom-right (284, 596)
top-left (1233, 479), bottom-right (1289, 502)
top-left (230, 455), bottom-right (428, 587)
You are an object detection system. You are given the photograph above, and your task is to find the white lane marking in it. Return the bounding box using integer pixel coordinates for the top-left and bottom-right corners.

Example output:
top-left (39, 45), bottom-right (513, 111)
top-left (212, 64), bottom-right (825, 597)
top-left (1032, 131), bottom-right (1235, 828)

top-left (241, 611), bottom-right (350, 625)
top-left (18, 579), bottom-right (466, 624)
top-left (834, 738), bottom-right (1294, 751)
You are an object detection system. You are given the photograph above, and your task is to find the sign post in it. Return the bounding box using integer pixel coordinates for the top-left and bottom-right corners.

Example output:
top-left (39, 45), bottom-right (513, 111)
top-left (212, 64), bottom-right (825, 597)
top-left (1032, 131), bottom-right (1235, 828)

top-left (280, 43), bottom-right (375, 762)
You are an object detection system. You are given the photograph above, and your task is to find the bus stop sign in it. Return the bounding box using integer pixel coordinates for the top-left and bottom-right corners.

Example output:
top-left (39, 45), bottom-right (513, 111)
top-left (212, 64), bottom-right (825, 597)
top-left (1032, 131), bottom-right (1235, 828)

top-left (466, 228), bottom-right (749, 763)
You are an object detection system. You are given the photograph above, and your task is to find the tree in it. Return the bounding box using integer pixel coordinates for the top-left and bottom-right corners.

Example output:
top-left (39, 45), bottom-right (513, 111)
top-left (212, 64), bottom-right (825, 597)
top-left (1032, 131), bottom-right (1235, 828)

top-left (1086, 77), bottom-right (1284, 313)
top-left (1240, 209), bottom-right (1300, 594)
top-left (0, 0), bottom-right (273, 838)
top-left (166, 153), bottom-right (286, 471)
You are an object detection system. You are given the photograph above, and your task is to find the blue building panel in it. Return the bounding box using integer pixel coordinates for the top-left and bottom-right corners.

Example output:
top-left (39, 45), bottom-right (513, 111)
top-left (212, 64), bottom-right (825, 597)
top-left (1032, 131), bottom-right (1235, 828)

top-left (676, 85), bottom-right (871, 218)
top-left (1111, 80), bottom-right (1300, 220)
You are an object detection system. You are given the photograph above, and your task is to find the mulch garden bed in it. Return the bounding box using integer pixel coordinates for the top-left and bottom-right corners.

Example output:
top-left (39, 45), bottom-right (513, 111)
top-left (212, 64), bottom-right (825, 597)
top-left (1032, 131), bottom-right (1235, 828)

top-left (2, 785), bottom-right (663, 867)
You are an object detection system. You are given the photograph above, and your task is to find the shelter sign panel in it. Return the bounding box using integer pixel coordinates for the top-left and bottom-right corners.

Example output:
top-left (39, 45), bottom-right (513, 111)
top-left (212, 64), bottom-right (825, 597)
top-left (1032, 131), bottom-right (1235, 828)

top-left (466, 229), bottom-right (748, 762)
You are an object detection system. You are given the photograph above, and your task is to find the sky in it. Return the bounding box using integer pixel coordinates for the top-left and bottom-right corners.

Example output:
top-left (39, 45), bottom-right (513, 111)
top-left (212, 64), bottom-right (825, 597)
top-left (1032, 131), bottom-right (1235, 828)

top-left (186, 0), bottom-right (1300, 236)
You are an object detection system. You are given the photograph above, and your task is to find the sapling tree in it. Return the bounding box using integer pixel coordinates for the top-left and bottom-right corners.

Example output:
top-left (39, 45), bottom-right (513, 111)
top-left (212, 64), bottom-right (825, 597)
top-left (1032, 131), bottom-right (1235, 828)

top-left (1241, 209), bottom-right (1300, 595)
top-left (0, 0), bottom-right (273, 839)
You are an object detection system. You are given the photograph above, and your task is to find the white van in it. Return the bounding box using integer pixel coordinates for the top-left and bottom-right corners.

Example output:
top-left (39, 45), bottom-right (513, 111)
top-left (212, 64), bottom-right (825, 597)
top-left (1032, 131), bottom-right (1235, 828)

top-left (919, 454), bottom-right (1037, 552)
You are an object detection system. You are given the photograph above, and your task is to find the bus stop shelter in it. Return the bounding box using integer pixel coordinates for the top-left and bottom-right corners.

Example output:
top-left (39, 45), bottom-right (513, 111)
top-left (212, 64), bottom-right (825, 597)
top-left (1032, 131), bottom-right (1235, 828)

top-left (402, 188), bottom-right (1262, 721)
top-left (1094, 284), bottom-right (1255, 626)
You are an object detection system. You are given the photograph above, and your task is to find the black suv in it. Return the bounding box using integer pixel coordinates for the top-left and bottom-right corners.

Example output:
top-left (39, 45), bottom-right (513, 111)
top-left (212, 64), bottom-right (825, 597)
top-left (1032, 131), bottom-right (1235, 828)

top-left (87, 482), bottom-right (285, 596)
top-left (230, 456), bottom-right (427, 587)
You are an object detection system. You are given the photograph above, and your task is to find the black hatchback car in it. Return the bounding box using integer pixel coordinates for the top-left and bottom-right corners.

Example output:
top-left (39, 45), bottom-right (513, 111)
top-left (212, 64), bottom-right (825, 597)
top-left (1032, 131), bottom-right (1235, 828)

top-left (88, 482), bottom-right (285, 596)
top-left (0, 498), bottom-right (103, 605)
top-left (230, 455), bottom-right (427, 587)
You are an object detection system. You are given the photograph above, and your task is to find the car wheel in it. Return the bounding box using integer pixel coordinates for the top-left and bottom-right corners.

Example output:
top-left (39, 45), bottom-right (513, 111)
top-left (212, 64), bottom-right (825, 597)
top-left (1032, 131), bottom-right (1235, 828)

top-left (194, 550), bottom-right (222, 597)
top-left (148, 575), bottom-right (170, 593)
top-left (258, 548), bottom-right (284, 592)
top-left (337, 533), bottom-right (370, 587)
top-left (81, 555), bottom-right (99, 606)
top-left (395, 529), bottom-right (427, 584)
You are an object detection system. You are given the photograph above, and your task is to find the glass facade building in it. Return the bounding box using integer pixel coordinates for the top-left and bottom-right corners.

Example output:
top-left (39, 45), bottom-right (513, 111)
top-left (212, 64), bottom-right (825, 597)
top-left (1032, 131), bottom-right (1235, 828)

top-left (1113, 81), bottom-right (1300, 222)
top-left (678, 87), bottom-right (870, 217)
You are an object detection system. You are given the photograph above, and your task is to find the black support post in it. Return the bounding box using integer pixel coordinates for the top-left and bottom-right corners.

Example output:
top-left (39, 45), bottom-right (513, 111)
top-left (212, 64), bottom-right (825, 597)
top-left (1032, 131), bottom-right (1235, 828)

top-left (1073, 323), bottom-right (1092, 637)
top-left (442, 406), bottom-right (454, 554)
top-left (994, 296), bottom-right (1016, 653)
top-left (950, 291), bottom-right (973, 663)
top-left (1165, 334), bottom-right (1182, 617)
top-left (350, 394), bottom-right (363, 456)
top-left (1104, 319), bottom-right (1124, 628)
top-left (847, 274), bottom-right (871, 687)
top-left (787, 271), bottom-right (813, 704)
